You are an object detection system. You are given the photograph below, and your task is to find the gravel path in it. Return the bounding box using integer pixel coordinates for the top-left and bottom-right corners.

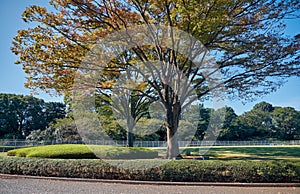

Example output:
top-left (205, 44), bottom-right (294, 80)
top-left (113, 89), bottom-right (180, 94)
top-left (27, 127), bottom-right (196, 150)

top-left (1, 177), bottom-right (299, 194)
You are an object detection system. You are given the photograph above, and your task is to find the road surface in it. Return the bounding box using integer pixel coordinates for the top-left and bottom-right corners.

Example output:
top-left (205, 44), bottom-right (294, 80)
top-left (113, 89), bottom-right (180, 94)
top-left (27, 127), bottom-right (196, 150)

top-left (0, 177), bottom-right (299, 194)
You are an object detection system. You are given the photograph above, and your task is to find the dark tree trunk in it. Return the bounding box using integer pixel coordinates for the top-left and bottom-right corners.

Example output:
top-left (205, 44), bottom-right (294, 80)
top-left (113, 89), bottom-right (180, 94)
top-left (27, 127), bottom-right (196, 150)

top-left (127, 116), bottom-right (135, 147)
top-left (127, 130), bottom-right (134, 147)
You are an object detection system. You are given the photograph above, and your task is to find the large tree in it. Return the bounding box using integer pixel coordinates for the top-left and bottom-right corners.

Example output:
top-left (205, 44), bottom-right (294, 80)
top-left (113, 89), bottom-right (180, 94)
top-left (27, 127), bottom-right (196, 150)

top-left (233, 102), bottom-right (300, 140)
top-left (216, 106), bottom-right (239, 141)
top-left (237, 101), bottom-right (274, 139)
top-left (271, 107), bottom-right (300, 140)
top-left (0, 93), bottom-right (66, 139)
top-left (12, 0), bottom-right (300, 158)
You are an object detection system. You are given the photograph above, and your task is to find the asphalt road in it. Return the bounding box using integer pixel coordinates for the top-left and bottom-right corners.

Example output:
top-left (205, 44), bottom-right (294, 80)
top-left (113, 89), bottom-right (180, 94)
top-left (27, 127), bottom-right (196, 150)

top-left (0, 178), bottom-right (299, 194)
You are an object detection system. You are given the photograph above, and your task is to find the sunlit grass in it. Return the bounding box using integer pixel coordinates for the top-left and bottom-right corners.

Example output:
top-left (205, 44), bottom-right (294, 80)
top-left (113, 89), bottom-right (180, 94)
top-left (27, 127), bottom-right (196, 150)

top-left (181, 145), bottom-right (300, 160)
top-left (154, 145), bottom-right (300, 160)
top-left (7, 144), bottom-right (158, 159)
top-left (0, 152), bottom-right (7, 157)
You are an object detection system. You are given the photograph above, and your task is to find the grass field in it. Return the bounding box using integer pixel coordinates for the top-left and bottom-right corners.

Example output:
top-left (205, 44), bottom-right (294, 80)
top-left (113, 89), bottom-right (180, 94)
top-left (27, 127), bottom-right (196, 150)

top-left (3, 144), bottom-right (300, 161)
top-left (184, 146), bottom-right (300, 160)
top-left (0, 152), bottom-right (7, 157)
top-left (153, 145), bottom-right (300, 160)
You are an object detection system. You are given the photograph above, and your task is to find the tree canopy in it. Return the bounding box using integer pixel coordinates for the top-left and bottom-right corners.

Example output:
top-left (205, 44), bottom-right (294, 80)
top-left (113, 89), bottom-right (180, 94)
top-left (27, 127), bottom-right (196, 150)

top-left (12, 0), bottom-right (300, 96)
top-left (0, 93), bottom-right (66, 139)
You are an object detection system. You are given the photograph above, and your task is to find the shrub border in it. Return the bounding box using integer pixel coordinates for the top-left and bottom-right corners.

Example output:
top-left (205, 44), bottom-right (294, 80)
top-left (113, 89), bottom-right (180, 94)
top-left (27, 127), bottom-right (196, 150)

top-left (0, 157), bottom-right (299, 183)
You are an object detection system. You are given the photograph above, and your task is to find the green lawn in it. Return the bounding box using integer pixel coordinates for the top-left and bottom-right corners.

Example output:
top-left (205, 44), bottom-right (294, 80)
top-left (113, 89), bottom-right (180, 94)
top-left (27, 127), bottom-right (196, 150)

top-left (0, 152), bottom-right (7, 157)
top-left (181, 145), bottom-right (300, 160)
top-left (4, 144), bottom-right (300, 161)
top-left (6, 144), bottom-right (158, 159)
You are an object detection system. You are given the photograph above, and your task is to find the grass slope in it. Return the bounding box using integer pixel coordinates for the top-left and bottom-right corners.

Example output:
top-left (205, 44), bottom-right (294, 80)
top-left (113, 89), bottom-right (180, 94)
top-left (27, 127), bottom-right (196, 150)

top-left (7, 144), bottom-right (158, 159)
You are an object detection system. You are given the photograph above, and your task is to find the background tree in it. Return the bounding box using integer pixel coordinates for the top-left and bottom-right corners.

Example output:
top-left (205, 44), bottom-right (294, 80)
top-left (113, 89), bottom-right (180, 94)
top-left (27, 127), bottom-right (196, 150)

top-left (26, 126), bottom-right (57, 142)
top-left (26, 118), bottom-right (82, 142)
top-left (11, 0), bottom-right (300, 158)
top-left (0, 93), bottom-right (66, 139)
top-left (217, 107), bottom-right (240, 140)
top-left (237, 102), bottom-right (274, 139)
top-left (272, 107), bottom-right (300, 140)
top-left (193, 104), bottom-right (211, 141)
top-left (108, 74), bottom-right (153, 147)
top-left (43, 102), bottom-right (66, 124)
top-left (50, 118), bottom-right (82, 142)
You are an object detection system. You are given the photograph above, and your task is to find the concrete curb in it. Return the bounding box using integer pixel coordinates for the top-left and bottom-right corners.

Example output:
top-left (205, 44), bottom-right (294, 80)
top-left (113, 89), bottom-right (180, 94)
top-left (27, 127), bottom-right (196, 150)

top-left (1, 174), bottom-right (300, 187)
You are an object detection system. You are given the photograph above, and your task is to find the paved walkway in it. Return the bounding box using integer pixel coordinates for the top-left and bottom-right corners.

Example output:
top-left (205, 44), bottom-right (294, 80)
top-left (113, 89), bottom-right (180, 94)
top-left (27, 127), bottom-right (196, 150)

top-left (1, 177), bottom-right (299, 194)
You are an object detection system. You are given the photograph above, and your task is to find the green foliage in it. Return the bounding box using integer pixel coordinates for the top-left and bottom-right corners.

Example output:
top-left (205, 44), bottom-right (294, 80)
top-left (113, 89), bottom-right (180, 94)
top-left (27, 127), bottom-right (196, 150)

top-left (51, 117), bottom-right (82, 141)
top-left (0, 157), bottom-right (299, 183)
top-left (238, 102), bottom-right (274, 138)
top-left (188, 102), bottom-right (300, 141)
top-left (7, 144), bottom-right (158, 159)
top-left (26, 117), bottom-right (82, 142)
top-left (11, 0), bottom-right (300, 97)
top-left (236, 102), bottom-right (300, 140)
top-left (26, 127), bottom-right (56, 141)
top-left (0, 93), bottom-right (66, 139)
top-left (159, 160), bottom-right (300, 182)
top-left (272, 107), bottom-right (300, 140)
top-left (95, 93), bottom-right (166, 142)
top-left (98, 115), bottom-right (127, 141)
top-left (253, 102), bottom-right (275, 112)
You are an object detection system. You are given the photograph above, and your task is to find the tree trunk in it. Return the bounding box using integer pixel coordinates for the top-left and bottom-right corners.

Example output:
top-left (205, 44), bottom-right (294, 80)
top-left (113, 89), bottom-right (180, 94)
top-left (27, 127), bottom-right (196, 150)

top-left (166, 102), bottom-right (181, 159)
top-left (127, 129), bottom-right (134, 147)
top-left (166, 126), bottom-right (179, 159)
top-left (127, 117), bottom-right (135, 147)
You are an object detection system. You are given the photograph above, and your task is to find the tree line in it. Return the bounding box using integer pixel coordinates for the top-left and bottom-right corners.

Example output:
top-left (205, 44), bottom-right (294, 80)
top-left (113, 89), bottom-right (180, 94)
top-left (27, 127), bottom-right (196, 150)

top-left (95, 100), bottom-right (300, 141)
top-left (213, 102), bottom-right (300, 141)
top-left (0, 93), bottom-right (65, 139)
top-left (1, 93), bottom-right (299, 141)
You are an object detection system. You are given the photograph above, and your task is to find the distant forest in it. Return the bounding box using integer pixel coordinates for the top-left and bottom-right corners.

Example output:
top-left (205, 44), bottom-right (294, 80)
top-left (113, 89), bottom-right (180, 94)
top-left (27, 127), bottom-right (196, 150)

top-left (0, 93), bottom-right (299, 141)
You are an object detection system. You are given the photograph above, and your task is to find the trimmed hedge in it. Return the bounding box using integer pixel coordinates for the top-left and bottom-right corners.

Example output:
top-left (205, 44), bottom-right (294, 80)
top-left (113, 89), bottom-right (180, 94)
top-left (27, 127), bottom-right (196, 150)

top-left (0, 157), bottom-right (299, 183)
top-left (7, 144), bottom-right (158, 159)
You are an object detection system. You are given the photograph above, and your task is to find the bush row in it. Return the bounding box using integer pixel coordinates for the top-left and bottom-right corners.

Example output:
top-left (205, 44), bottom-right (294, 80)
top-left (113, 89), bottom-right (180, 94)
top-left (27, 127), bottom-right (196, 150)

top-left (0, 157), bottom-right (299, 183)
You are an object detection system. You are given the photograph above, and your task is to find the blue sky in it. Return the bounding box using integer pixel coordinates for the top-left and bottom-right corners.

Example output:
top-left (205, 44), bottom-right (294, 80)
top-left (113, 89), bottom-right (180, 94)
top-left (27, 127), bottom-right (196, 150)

top-left (0, 1), bottom-right (299, 115)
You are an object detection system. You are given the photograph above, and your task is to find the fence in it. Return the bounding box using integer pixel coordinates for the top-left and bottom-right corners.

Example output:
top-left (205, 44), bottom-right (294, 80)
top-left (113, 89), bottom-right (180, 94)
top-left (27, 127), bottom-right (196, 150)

top-left (1, 139), bottom-right (300, 151)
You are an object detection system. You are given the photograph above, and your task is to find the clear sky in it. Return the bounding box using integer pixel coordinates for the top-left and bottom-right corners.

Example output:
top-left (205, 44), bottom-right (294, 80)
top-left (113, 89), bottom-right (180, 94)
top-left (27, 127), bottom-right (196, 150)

top-left (0, 1), bottom-right (299, 115)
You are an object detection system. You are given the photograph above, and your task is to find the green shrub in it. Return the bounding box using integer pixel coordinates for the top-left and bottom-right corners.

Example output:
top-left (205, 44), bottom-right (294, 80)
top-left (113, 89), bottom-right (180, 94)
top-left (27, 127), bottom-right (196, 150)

top-left (7, 147), bottom-right (33, 157)
top-left (0, 157), bottom-right (299, 183)
top-left (7, 144), bottom-right (158, 159)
